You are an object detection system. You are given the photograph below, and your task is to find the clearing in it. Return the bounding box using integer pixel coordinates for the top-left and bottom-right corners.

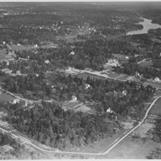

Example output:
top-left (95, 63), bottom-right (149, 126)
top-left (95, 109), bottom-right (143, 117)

top-left (150, 97), bottom-right (161, 116)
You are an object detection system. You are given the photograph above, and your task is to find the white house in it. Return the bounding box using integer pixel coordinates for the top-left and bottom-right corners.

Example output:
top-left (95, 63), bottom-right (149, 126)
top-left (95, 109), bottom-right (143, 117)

top-left (34, 44), bottom-right (39, 48)
top-left (125, 56), bottom-right (129, 60)
top-left (135, 72), bottom-right (142, 79)
top-left (16, 70), bottom-right (21, 75)
top-left (45, 60), bottom-right (50, 64)
top-left (154, 77), bottom-right (161, 82)
top-left (12, 99), bottom-right (20, 104)
top-left (105, 59), bottom-right (120, 67)
top-left (106, 107), bottom-right (113, 113)
top-left (70, 95), bottom-right (77, 102)
top-left (122, 90), bottom-right (127, 96)
top-left (85, 83), bottom-right (91, 89)
top-left (5, 60), bottom-right (9, 66)
top-left (51, 85), bottom-right (55, 88)
top-left (17, 43), bottom-right (21, 46)
top-left (36, 73), bottom-right (39, 77)
top-left (24, 100), bottom-right (28, 107)
top-left (69, 51), bottom-right (75, 56)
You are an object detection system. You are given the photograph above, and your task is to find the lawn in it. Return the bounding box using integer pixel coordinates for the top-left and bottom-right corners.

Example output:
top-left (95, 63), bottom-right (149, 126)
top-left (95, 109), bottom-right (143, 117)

top-left (138, 60), bottom-right (153, 68)
top-left (9, 44), bottom-right (34, 52)
top-left (107, 71), bottom-right (121, 78)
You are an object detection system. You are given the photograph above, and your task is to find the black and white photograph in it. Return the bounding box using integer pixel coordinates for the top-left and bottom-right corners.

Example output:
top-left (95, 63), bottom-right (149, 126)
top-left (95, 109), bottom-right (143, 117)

top-left (0, 0), bottom-right (161, 159)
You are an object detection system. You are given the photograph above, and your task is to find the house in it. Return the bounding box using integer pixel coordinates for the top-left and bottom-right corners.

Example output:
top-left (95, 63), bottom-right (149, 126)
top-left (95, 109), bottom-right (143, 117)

top-left (154, 77), bottom-right (161, 83)
top-left (122, 90), bottom-right (127, 96)
top-left (69, 51), bottom-right (75, 55)
top-left (17, 43), bottom-right (21, 46)
top-left (112, 54), bottom-right (129, 64)
top-left (24, 100), bottom-right (28, 107)
top-left (34, 44), bottom-right (39, 48)
top-left (125, 56), bottom-right (129, 60)
top-left (36, 73), bottom-right (39, 77)
top-left (70, 95), bottom-right (77, 102)
top-left (5, 60), bottom-right (9, 66)
top-left (106, 107), bottom-right (114, 113)
top-left (45, 60), bottom-right (50, 64)
top-left (16, 70), bottom-right (21, 76)
top-left (11, 99), bottom-right (20, 104)
top-left (105, 59), bottom-right (120, 67)
top-left (51, 85), bottom-right (55, 88)
top-left (135, 72), bottom-right (142, 79)
top-left (85, 83), bottom-right (91, 89)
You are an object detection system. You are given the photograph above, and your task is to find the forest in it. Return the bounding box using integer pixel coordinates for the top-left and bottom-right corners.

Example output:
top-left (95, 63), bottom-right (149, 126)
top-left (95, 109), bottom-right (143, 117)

top-left (5, 102), bottom-right (120, 150)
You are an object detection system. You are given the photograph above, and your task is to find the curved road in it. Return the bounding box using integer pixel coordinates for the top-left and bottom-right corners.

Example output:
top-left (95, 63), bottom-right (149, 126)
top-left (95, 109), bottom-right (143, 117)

top-left (0, 95), bottom-right (160, 157)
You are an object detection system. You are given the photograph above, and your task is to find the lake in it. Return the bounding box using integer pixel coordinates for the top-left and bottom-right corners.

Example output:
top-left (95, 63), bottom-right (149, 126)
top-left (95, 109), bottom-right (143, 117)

top-left (126, 17), bottom-right (161, 36)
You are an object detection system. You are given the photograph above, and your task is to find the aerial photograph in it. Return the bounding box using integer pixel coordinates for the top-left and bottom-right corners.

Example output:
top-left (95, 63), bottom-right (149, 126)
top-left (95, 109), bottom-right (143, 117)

top-left (0, 1), bottom-right (161, 159)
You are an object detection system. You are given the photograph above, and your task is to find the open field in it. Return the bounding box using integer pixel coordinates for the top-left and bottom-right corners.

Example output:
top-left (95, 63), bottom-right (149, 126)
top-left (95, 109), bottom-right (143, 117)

top-left (67, 129), bottom-right (125, 153)
top-left (0, 92), bottom-right (14, 103)
top-left (150, 97), bottom-right (161, 115)
top-left (138, 59), bottom-right (153, 68)
top-left (105, 71), bottom-right (121, 78)
top-left (102, 136), bottom-right (159, 159)
top-left (97, 121), bottom-right (159, 159)
top-left (8, 44), bottom-right (35, 52)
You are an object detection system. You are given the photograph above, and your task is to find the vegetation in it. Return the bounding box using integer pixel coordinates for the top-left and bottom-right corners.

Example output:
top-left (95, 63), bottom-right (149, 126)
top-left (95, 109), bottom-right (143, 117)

top-left (1, 72), bottom-right (155, 118)
top-left (114, 62), bottom-right (161, 79)
top-left (1, 73), bottom-right (154, 150)
top-left (0, 2), bottom-right (160, 157)
top-left (0, 133), bottom-right (37, 159)
top-left (147, 148), bottom-right (161, 159)
top-left (5, 102), bottom-right (120, 150)
top-left (153, 118), bottom-right (161, 142)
